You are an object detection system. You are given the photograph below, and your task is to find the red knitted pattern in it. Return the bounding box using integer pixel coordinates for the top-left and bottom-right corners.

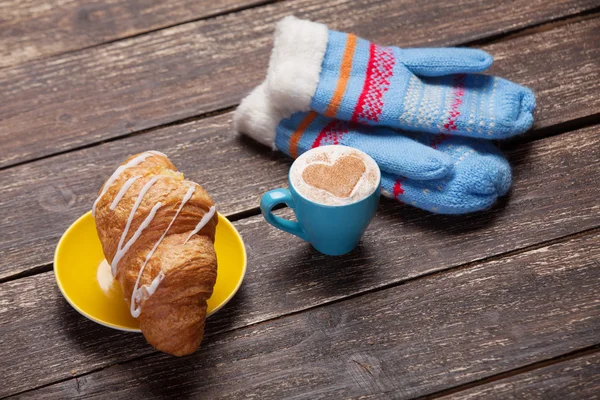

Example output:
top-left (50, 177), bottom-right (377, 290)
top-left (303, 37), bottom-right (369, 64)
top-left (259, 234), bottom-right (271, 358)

top-left (393, 179), bottom-right (404, 199)
top-left (430, 74), bottom-right (466, 149)
top-left (352, 44), bottom-right (395, 123)
top-left (443, 74), bottom-right (466, 133)
top-left (312, 119), bottom-right (349, 148)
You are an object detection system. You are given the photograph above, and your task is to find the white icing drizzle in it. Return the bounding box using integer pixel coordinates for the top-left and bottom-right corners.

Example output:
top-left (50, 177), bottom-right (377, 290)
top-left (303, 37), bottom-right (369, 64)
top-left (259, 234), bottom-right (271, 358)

top-left (111, 175), bottom-right (162, 275)
top-left (184, 205), bottom-right (216, 244)
top-left (95, 151), bottom-right (215, 318)
top-left (144, 271), bottom-right (166, 298)
top-left (96, 259), bottom-right (115, 293)
top-left (92, 150), bottom-right (165, 216)
top-left (110, 175), bottom-right (141, 210)
top-left (130, 185), bottom-right (196, 318)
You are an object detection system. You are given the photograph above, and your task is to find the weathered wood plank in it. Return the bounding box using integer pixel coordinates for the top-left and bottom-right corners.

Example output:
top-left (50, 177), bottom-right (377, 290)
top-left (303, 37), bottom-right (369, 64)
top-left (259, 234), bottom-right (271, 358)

top-left (10, 231), bottom-right (600, 399)
top-left (0, 271), bottom-right (155, 398)
top-left (443, 352), bottom-right (600, 400)
top-left (0, 0), bottom-right (265, 68)
top-left (1, 79), bottom-right (599, 282)
top-left (0, 2), bottom-right (598, 167)
top-left (1, 127), bottom-right (599, 397)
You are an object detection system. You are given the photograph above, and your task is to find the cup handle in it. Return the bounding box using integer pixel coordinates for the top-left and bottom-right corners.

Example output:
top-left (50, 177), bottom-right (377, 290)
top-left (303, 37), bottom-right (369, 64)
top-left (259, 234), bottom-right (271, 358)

top-left (260, 188), bottom-right (308, 241)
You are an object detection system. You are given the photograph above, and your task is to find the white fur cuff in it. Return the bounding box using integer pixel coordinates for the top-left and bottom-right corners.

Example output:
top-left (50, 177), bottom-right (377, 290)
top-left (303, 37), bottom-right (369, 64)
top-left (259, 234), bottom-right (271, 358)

top-left (266, 16), bottom-right (329, 116)
top-left (233, 83), bottom-right (282, 148)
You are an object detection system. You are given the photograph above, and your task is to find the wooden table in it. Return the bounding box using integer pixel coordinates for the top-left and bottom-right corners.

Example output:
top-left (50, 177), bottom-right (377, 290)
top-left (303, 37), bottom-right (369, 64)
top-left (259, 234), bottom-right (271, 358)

top-left (1, 0), bottom-right (599, 398)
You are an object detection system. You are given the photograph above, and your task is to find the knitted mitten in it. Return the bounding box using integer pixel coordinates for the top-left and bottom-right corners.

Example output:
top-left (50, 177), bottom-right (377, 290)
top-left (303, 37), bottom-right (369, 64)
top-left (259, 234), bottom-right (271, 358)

top-left (379, 136), bottom-right (511, 214)
top-left (265, 16), bottom-right (535, 139)
top-left (235, 84), bottom-right (511, 214)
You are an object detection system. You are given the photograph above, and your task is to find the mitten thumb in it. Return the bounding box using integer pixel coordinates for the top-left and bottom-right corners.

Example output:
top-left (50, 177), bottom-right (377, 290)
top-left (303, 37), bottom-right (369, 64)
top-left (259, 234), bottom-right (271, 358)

top-left (400, 48), bottom-right (492, 76)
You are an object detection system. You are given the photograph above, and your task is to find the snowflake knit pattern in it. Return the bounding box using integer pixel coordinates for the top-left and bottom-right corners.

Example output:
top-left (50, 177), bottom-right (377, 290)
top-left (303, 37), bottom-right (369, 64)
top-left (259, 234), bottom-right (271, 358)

top-left (267, 17), bottom-right (536, 139)
top-left (274, 110), bottom-right (511, 214)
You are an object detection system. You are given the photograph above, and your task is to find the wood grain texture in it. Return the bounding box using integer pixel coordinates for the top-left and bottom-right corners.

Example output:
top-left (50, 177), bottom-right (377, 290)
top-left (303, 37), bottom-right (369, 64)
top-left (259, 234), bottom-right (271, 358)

top-left (1, 127), bottom-right (599, 397)
top-left (443, 352), bottom-right (600, 400)
top-left (1, 102), bottom-right (600, 281)
top-left (10, 232), bottom-right (600, 399)
top-left (0, 2), bottom-right (598, 167)
top-left (0, 0), bottom-right (266, 68)
top-left (0, 270), bottom-right (156, 398)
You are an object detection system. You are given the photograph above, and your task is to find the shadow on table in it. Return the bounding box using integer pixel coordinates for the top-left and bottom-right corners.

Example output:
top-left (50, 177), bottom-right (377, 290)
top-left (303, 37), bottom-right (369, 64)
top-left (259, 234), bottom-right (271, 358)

top-left (205, 283), bottom-right (250, 335)
top-left (377, 193), bottom-right (511, 234)
top-left (238, 127), bottom-right (534, 236)
top-left (57, 296), bottom-right (150, 358)
top-left (56, 138), bottom-right (534, 396)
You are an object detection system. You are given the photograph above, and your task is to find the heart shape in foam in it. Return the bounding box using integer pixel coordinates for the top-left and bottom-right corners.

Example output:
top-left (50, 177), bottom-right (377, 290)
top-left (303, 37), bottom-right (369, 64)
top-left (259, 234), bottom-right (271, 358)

top-left (302, 155), bottom-right (366, 198)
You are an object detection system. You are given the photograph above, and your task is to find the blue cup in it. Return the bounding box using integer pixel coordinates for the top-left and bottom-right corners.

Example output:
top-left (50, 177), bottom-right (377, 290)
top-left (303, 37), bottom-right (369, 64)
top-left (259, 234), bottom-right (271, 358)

top-left (260, 147), bottom-right (380, 256)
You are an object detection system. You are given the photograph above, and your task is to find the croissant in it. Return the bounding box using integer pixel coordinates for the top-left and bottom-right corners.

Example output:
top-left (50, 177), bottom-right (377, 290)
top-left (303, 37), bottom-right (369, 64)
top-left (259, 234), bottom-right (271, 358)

top-left (93, 151), bottom-right (218, 356)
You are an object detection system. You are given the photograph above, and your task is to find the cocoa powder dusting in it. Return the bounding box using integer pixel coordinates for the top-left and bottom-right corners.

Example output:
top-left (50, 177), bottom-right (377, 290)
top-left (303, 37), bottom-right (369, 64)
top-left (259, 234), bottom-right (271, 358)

top-left (302, 155), bottom-right (366, 198)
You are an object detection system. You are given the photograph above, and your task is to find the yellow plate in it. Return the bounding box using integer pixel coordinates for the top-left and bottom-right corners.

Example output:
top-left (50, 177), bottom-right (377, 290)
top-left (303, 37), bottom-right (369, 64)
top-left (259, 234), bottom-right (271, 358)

top-left (54, 211), bottom-right (246, 332)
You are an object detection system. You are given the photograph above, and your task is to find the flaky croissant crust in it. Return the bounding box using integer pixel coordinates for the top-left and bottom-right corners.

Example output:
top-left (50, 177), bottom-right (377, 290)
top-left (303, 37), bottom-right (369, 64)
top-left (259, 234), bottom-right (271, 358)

top-left (94, 152), bottom-right (218, 356)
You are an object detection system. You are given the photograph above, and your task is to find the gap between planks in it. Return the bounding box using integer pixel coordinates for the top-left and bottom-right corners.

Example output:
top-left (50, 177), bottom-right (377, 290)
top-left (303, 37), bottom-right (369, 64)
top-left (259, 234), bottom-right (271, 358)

top-left (5, 225), bottom-right (600, 399)
top-left (0, 204), bottom-right (261, 285)
top-left (1, 113), bottom-right (599, 285)
top-left (2, 108), bottom-right (598, 173)
top-left (463, 6), bottom-right (600, 47)
top-left (0, 0), bottom-right (282, 71)
top-left (1, 6), bottom-right (598, 398)
top-left (0, 351), bottom-right (157, 400)
top-left (0, 105), bottom-right (236, 172)
top-left (500, 112), bottom-right (600, 149)
top-left (413, 344), bottom-right (600, 400)
top-left (1, 148), bottom-right (599, 286)
top-left (1, 8), bottom-right (598, 171)
top-left (9, 345), bottom-right (600, 400)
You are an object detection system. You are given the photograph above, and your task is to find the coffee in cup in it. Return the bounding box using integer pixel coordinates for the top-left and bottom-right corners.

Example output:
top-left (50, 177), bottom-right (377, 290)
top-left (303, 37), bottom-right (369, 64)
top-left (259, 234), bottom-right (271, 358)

top-left (290, 146), bottom-right (380, 206)
top-left (261, 145), bottom-right (381, 256)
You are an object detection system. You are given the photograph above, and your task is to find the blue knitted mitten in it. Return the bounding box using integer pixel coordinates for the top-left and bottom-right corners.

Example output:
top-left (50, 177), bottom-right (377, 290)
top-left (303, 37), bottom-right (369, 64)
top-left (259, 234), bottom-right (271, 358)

top-left (235, 85), bottom-right (511, 214)
top-left (266, 16), bottom-right (535, 139)
top-left (379, 135), bottom-right (511, 214)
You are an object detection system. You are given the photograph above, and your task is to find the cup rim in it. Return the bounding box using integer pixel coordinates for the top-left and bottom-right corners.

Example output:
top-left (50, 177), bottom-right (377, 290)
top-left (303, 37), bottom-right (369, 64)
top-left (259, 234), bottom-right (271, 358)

top-left (287, 146), bottom-right (382, 208)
